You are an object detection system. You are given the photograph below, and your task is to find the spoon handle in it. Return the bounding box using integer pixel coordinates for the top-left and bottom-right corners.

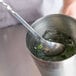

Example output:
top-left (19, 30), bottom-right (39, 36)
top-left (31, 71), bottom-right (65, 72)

top-left (1, 1), bottom-right (42, 39)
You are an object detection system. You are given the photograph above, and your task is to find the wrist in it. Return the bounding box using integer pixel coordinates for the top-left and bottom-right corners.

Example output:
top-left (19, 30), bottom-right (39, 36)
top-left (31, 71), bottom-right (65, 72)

top-left (62, 0), bottom-right (76, 13)
top-left (64, 0), bottom-right (76, 6)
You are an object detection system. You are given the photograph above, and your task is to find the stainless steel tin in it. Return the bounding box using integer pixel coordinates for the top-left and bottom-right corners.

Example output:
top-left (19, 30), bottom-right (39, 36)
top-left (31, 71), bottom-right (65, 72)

top-left (26, 14), bottom-right (76, 76)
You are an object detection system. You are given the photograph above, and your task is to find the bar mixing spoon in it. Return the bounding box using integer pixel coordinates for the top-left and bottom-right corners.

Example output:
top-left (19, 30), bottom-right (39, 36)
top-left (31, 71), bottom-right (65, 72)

top-left (0, 0), bottom-right (65, 55)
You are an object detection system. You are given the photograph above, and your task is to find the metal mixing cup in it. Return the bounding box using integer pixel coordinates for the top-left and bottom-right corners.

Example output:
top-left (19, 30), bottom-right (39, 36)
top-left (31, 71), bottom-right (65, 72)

top-left (26, 14), bottom-right (76, 76)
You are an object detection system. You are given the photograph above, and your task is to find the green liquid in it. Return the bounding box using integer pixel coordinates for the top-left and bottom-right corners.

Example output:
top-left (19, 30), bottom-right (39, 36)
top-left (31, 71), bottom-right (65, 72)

top-left (32, 31), bottom-right (76, 61)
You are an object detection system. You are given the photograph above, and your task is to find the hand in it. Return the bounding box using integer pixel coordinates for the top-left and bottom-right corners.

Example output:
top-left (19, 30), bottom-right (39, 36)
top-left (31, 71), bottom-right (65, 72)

top-left (62, 0), bottom-right (76, 19)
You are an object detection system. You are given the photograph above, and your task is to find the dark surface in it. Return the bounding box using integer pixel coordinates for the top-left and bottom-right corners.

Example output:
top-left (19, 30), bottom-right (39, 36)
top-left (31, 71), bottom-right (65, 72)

top-left (0, 25), bottom-right (41, 76)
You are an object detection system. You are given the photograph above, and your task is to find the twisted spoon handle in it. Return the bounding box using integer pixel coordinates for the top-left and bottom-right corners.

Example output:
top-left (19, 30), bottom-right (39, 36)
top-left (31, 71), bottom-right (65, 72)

top-left (0, 1), bottom-right (42, 40)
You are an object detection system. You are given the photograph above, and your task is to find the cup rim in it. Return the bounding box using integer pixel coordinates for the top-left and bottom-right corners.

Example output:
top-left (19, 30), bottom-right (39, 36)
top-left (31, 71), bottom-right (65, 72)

top-left (26, 14), bottom-right (76, 63)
